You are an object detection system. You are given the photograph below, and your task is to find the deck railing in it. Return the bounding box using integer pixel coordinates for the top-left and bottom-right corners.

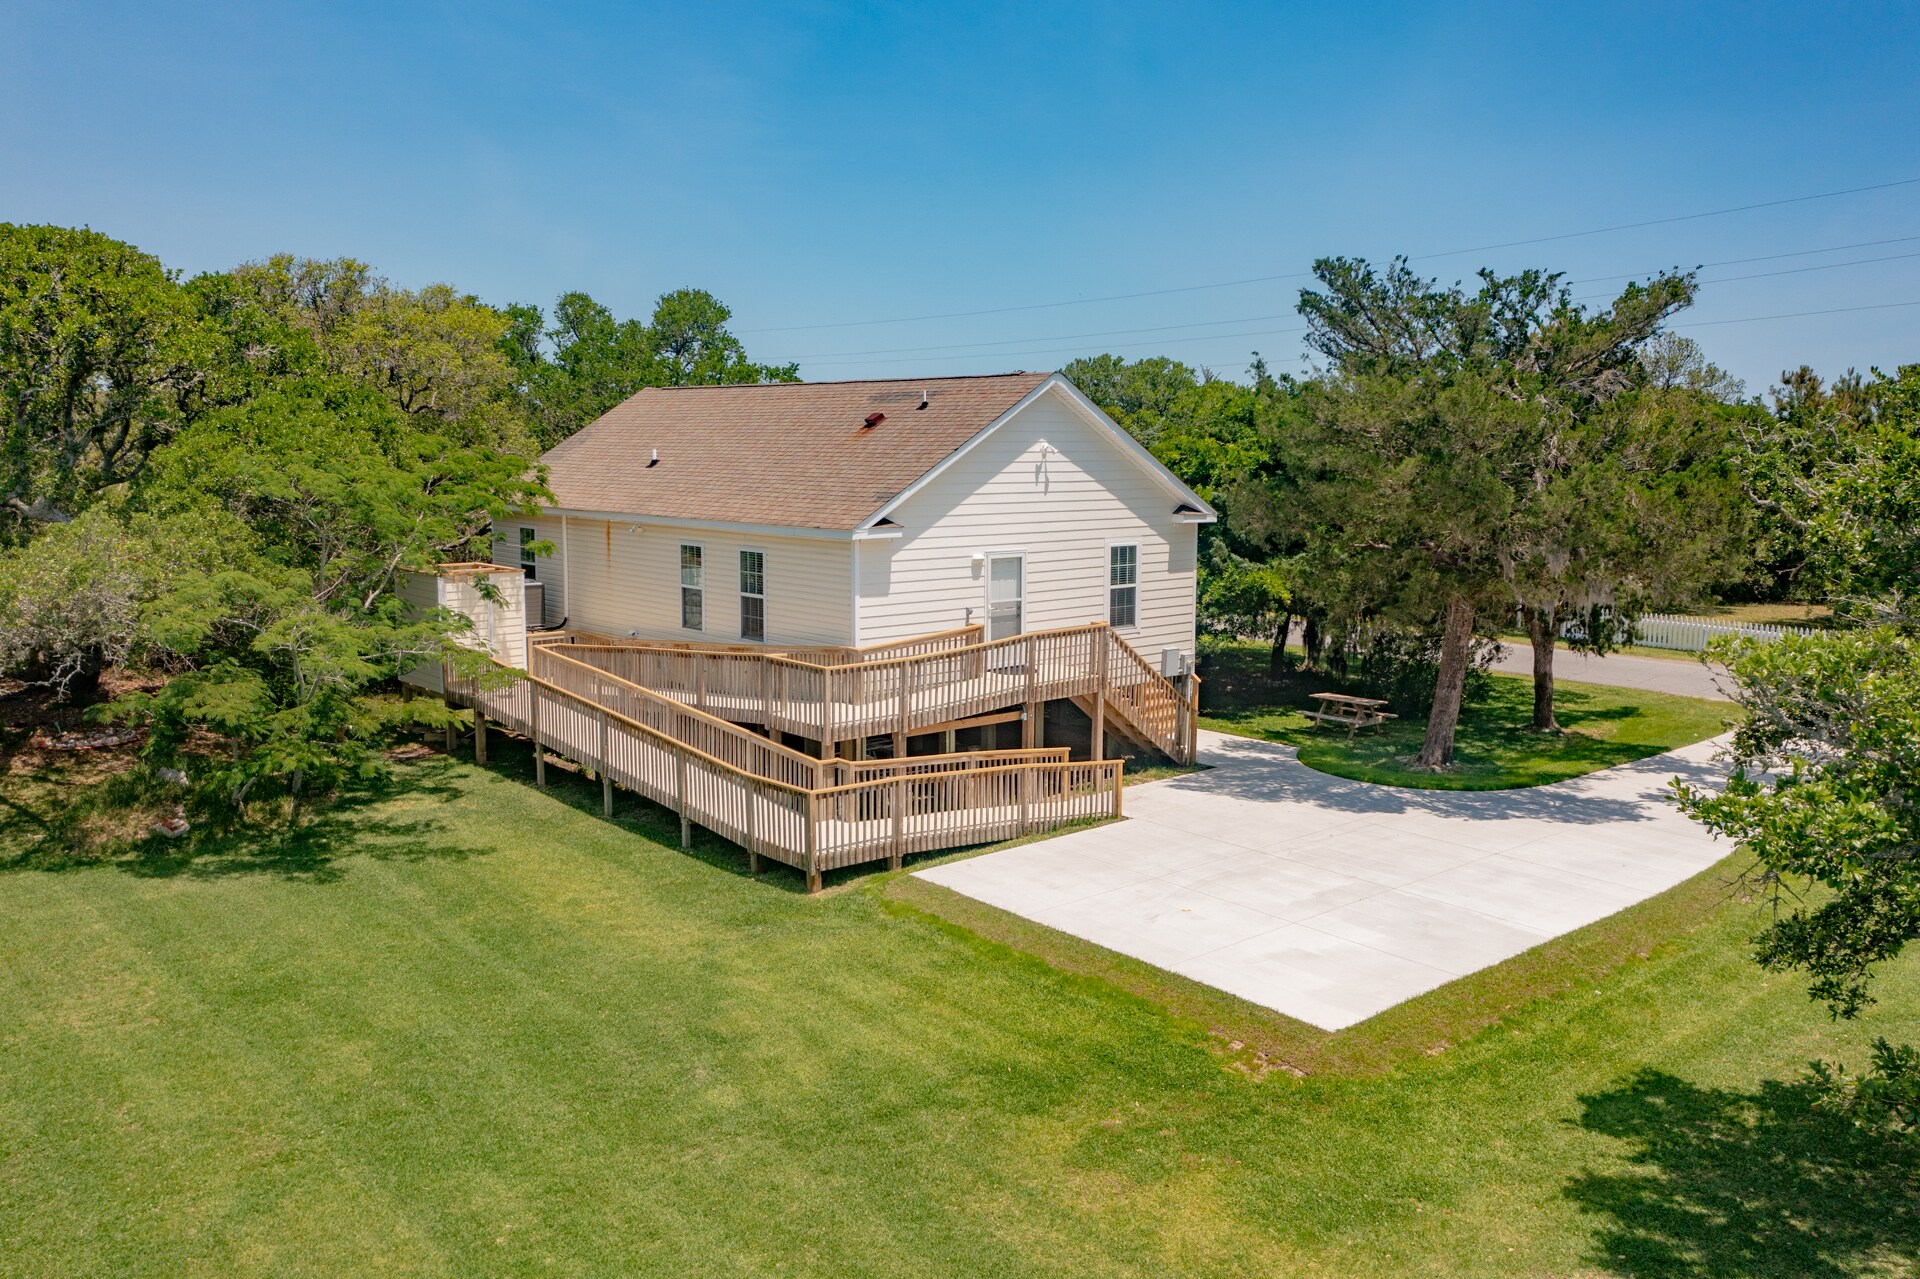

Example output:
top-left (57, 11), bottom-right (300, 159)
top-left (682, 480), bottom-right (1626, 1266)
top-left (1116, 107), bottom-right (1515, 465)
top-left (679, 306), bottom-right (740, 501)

top-left (447, 659), bottom-right (1120, 890)
top-left (550, 621), bottom-right (1199, 762)
top-left (532, 643), bottom-right (827, 790)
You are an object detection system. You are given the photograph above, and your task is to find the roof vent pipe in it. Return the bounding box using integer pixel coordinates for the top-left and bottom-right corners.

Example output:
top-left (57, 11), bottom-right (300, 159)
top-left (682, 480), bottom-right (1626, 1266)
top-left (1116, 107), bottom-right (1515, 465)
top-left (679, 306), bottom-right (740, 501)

top-left (918, 390), bottom-right (929, 409)
top-left (647, 449), bottom-right (659, 467)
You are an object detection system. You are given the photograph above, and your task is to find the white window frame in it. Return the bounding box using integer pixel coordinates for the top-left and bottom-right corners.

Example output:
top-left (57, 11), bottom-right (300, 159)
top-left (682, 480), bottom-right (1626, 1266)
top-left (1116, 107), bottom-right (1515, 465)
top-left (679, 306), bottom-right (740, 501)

top-left (738, 547), bottom-right (766, 643)
top-left (518, 526), bottom-right (538, 579)
top-left (1106, 541), bottom-right (1139, 630)
top-left (679, 542), bottom-right (705, 632)
top-left (981, 550), bottom-right (1026, 641)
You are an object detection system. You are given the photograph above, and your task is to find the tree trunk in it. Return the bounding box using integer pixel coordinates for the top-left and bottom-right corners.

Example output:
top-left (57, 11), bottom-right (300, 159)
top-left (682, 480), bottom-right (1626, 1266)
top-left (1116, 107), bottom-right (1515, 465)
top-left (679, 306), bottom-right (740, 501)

top-left (1524, 604), bottom-right (1561, 732)
top-left (1413, 596), bottom-right (1476, 770)
top-left (1303, 616), bottom-right (1323, 669)
top-left (1268, 612), bottom-right (1293, 676)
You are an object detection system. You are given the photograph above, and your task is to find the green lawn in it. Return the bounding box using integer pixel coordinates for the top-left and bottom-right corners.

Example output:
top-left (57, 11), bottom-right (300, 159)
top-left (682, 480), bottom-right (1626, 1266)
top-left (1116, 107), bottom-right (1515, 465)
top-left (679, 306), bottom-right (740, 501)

top-left (2, 740), bottom-right (1917, 1277)
top-left (1199, 643), bottom-right (1735, 790)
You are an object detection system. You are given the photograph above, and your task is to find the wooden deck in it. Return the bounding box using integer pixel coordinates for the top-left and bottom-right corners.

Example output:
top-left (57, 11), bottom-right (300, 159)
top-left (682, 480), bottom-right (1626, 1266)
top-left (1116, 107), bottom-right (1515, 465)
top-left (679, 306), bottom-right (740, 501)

top-left (443, 621), bottom-right (1191, 889)
top-left (534, 622), bottom-right (1200, 764)
top-left (446, 659), bottom-right (1122, 891)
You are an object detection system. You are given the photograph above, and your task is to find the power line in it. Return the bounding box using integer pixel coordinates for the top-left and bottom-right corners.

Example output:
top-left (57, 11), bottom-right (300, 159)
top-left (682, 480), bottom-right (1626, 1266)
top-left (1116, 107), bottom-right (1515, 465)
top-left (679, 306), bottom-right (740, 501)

top-left (1563, 248), bottom-right (1920, 306)
top-left (1569, 233), bottom-right (1920, 286)
top-left (1415, 177), bottom-right (1920, 260)
top-left (798, 324), bottom-right (1310, 369)
top-left (1674, 298), bottom-right (1920, 328)
top-left (802, 296), bottom-right (1920, 377)
top-left (1190, 298), bottom-right (1920, 374)
top-left (792, 312), bottom-right (1300, 361)
top-left (746, 176), bottom-right (1920, 335)
top-left (795, 242), bottom-right (1920, 366)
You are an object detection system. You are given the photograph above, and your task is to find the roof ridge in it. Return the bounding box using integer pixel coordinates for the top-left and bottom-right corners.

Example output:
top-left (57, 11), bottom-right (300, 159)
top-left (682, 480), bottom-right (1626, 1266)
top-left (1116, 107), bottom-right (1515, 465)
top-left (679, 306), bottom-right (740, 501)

top-left (646, 371), bottom-right (1053, 390)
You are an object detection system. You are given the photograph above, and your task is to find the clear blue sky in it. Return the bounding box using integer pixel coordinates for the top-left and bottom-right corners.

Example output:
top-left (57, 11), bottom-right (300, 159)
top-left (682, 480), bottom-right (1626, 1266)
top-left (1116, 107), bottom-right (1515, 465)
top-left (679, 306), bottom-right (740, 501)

top-left (6, 1), bottom-right (1919, 393)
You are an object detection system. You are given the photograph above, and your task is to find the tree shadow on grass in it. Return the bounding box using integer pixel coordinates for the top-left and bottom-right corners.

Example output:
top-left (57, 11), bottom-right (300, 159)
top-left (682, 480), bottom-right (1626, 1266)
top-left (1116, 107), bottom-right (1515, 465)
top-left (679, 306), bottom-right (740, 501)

top-left (1566, 1068), bottom-right (1920, 1278)
top-left (0, 758), bottom-right (474, 884)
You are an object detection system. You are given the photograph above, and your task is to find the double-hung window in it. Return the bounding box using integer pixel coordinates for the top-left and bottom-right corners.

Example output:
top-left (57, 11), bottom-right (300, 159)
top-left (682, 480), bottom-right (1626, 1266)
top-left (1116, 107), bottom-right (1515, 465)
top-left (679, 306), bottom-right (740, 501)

top-left (679, 544), bottom-right (704, 630)
top-left (739, 550), bottom-right (765, 642)
top-left (1108, 544), bottom-right (1138, 628)
top-left (518, 526), bottom-right (537, 579)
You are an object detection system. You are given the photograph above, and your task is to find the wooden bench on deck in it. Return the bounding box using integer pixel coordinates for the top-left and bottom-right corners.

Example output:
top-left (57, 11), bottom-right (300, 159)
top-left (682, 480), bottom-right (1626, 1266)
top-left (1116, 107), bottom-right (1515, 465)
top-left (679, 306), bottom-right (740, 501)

top-left (1301, 692), bottom-right (1398, 737)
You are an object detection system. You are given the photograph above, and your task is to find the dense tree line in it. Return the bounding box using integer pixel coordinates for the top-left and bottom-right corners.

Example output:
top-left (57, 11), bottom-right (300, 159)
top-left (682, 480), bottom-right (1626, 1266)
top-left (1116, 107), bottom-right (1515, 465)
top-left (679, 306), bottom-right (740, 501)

top-left (0, 223), bottom-right (790, 811)
top-left (1073, 256), bottom-right (1752, 767)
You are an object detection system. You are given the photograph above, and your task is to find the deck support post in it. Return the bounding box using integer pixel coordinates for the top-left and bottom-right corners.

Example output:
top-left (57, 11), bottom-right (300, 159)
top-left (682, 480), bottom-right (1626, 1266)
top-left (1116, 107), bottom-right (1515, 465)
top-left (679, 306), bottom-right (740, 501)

top-left (474, 711), bottom-right (487, 764)
top-left (896, 660), bottom-right (915, 754)
top-left (889, 776), bottom-right (906, 871)
top-left (823, 669), bottom-right (835, 756)
top-left (675, 746), bottom-right (691, 848)
top-left (530, 683), bottom-right (546, 788)
top-left (1021, 702), bottom-right (1037, 749)
top-left (1018, 766), bottom-right (1031, 836)
top-left (803, 791), bottom-right (819, 891)
top-left (599, 707), bottom-right (614, 817)
top-left (745, 777), bottom-right (758, 866)
top-left (1093, 634), bottom-right (1111, 762)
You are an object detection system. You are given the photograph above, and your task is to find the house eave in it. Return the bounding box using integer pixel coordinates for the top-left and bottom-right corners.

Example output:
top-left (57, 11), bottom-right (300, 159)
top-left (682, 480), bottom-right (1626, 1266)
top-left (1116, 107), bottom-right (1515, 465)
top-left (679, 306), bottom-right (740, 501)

top-left (534, 507), bottom-right (856, 541)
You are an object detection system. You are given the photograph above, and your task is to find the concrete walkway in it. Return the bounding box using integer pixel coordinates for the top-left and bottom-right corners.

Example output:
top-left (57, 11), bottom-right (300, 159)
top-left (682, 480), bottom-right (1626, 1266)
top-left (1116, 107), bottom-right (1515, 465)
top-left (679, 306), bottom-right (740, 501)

top-left (1490, 644), bottom-right (1731, 701)
top-left (916, 729), bottom-right (1733, 1030)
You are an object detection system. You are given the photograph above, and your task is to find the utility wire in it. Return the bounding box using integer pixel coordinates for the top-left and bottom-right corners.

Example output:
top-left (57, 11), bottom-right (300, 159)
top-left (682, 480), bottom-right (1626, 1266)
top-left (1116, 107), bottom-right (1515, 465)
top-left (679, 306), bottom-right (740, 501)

top-left (1191, 298), bottom-right (1920, 374)
top-left (791, 237), bottom-right (1920, 364)
top-left (801, 295), bottom-right (1920, 374)
top-left (746, 176), bottom-right (1920, 335)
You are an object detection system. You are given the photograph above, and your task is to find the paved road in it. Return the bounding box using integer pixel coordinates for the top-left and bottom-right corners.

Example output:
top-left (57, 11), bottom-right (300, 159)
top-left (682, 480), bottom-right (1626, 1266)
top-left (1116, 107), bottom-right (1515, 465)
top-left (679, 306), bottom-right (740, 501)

top-left (1490, 644), bottom-right (1732, 701)
top-left (918, 729), bottom-right (1733, 1030)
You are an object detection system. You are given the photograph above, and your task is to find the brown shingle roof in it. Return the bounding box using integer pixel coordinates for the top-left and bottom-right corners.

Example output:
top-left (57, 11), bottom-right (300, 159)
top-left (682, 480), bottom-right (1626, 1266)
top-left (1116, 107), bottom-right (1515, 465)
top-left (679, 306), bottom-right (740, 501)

top-left (537, 372), bottom-right (1054, 531)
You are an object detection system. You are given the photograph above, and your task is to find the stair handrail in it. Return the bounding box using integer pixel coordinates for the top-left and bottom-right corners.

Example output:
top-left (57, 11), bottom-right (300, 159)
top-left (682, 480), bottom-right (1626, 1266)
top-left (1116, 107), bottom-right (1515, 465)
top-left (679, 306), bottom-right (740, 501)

top-left (531, 643), bottom-right (826, 789)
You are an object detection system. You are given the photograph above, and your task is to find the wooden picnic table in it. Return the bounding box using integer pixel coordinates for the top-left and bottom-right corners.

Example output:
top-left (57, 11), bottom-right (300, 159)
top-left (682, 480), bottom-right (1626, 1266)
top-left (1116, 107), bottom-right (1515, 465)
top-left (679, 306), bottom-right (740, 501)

top-left (1302, 692), bottom-right (1398, 737)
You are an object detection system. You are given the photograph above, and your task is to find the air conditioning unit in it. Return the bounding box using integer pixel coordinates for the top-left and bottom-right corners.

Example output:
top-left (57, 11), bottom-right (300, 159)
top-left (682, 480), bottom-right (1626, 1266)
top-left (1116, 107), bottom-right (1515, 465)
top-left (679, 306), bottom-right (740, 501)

top-left (523, 580), bottom-right (546, 629)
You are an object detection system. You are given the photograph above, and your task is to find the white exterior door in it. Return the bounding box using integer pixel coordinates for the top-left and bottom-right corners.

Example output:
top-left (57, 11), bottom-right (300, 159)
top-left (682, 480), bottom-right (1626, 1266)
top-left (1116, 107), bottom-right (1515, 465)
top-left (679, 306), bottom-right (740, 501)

top-left (986, 553), bottom-right (1024, 641)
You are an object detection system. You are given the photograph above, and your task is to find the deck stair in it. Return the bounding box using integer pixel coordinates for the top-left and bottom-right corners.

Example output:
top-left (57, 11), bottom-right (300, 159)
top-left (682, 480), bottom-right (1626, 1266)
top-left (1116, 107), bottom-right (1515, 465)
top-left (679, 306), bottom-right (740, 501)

top-left (533, 622), bottom-right (1200, 765)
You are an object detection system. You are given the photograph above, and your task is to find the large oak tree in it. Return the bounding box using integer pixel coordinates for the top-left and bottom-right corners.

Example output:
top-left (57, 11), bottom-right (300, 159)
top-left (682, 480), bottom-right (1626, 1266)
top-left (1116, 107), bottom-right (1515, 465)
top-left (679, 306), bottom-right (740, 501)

top-left (1294, 257), bottom-right (1704, 762)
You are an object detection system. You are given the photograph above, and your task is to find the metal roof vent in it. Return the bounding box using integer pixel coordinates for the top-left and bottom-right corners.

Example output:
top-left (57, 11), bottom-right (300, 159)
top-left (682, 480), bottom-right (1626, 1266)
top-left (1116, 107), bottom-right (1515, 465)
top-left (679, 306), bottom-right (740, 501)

top-left (862, 412), bottom-right (885, 429)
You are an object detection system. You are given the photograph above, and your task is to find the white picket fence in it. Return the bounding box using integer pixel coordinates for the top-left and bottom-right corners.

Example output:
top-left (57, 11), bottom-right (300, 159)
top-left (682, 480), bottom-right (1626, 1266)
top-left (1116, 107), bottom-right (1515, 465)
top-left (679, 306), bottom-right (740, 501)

top-left (1628, 613), bottom-right (1819, 654)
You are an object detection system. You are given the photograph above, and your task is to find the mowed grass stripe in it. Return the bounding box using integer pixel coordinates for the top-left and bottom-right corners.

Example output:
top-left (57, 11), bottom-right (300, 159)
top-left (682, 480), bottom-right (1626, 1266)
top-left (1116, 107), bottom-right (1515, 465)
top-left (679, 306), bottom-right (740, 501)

top-left (3, 752), bottom-right (1915, 1277)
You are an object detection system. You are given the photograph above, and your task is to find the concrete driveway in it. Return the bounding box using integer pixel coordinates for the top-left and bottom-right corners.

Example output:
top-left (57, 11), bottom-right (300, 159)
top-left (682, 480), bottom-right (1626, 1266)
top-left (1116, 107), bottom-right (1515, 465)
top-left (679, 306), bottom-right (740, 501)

top-left (916, 729), bottom-right (1734, 1030)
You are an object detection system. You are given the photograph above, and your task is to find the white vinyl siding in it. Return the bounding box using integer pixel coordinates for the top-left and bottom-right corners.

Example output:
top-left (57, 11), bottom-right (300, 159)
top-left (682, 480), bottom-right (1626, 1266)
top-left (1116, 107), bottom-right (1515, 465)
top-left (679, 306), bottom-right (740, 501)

top-left (854, 385), bottom-right (1199, 659)
top-left (491, 381), bottom-right (1199, 662)
top-left (497, 515), bottom-right (852, 648)
top-left (397, 568), bottom-right (528, 691)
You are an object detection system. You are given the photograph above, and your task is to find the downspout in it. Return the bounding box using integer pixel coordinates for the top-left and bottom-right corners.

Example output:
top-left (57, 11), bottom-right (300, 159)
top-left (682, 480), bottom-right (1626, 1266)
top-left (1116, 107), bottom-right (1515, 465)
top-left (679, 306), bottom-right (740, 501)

top-left (850, 534), bottom-right (861, 646)
top-left (561, 514), bottom-right (572, 621)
